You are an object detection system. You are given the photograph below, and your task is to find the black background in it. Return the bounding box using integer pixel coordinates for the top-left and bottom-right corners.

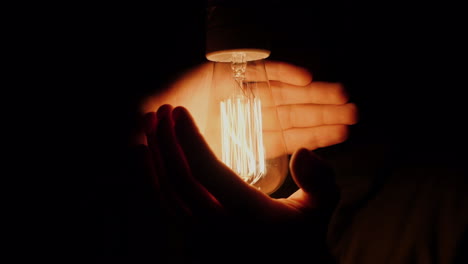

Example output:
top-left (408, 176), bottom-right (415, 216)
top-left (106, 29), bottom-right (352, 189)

top-left (65, 0), bottom-right (467, 157)
top-left (43, 0), bottom-right (467, 261)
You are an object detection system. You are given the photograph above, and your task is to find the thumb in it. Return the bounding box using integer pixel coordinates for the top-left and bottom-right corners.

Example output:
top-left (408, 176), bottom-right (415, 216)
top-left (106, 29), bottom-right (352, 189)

top-left (290, 148), bottom-right (339, 208)
top-left (172, 106), bottom-right (272, 211)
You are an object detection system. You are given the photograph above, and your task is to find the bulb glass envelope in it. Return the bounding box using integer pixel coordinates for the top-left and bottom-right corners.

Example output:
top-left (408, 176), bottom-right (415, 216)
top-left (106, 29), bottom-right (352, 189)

top-left (204, 49), bottom-right (288, 195)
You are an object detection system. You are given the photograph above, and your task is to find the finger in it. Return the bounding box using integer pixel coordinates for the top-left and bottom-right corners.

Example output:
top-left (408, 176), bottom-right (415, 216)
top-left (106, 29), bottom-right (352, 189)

top-left (262, 124), bottom-right (351, 158)
top-left (173, 106), bottom-right (273, 211)
top-left (126, 144), bottom-right (158, 192)
top-left (273, 103), bottom-right (358, 130)
top-left (265, 125), bottom-right (350, 154)
top-left (289, 148), bottom-right (338, 208)
top-left (124, 144), bottom-right (170, 250)
top-left (270, 81), bottom-right (349, 105)
top-left (155, 105), bottom-right (223, 217)
top-left (143, 111), bottom-right (161, 190)
top-left (265, 60), bottom-right (313, 86)
top-left (145, 105), bottom-right (189, 217)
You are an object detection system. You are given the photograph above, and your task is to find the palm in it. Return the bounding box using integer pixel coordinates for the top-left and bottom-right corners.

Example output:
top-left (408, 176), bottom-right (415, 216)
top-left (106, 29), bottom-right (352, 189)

top-left (144, 104), bottom-right (338, 220)
top-left (140, 104), bottom-right (340, 262)
top-left (139, 60), bottom-right (357, 154)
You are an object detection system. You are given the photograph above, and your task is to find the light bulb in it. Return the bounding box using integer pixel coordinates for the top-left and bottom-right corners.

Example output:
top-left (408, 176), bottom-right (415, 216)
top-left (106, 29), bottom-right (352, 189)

top-left (220, 52), bottom-right (266, 185)
top-left (204, 50), bottom-right (288, 195)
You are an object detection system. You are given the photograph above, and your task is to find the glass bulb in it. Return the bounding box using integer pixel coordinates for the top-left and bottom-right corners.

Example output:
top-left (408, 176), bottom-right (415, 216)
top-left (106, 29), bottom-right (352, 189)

top-left (204, 51), bottom-right (288, 195)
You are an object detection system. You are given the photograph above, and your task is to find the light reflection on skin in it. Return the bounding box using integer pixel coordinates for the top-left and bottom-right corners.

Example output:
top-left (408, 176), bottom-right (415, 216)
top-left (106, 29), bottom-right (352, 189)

top-left (138, 60), bottom-right (358, 155)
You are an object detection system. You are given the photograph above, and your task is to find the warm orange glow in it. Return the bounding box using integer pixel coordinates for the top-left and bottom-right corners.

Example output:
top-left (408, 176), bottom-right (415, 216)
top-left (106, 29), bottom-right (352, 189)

top-left (220, 95), bottom-right (266, 185)
top-left (138, 61), bottom-right (358, 159)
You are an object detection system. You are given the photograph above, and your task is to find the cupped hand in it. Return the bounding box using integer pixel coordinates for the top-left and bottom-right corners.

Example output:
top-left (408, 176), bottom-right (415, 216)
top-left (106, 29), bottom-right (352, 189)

top-left (139, 104), bottom-right (340, 263)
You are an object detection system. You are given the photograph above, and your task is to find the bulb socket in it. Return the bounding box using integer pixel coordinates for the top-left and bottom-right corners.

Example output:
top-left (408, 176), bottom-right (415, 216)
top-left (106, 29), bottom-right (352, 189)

top-left (205, 5), bottom-right (271, 62)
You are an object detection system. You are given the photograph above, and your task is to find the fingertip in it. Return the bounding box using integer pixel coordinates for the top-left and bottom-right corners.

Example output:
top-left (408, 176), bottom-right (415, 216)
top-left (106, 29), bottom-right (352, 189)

top-left (266, 60), bottom-right (313, 85)
top-left (290, 148), bottom-right (334, 194)
top-left (156, 104), bottom-right (173, 119)
top-left (284, 64), bottom-right (312, 85)
top-left (333, 83), bottom-right (350, 104)
top-left (290, 148), bottom-right (309, 163)
top-left (290, 148), bottom-right (314, 180)
top-left (335, 125), bottom-right (350, 145)
top-left (348, 103), bottom-right (359, 124)
top-left (172, 106), bottom-right (190, 123)
top-left (297, 67), bottom-right (313, 85)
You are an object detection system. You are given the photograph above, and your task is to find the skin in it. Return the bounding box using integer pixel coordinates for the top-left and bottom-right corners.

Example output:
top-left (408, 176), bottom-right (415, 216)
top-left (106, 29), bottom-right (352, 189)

top-left (131, 60), bottom-right (359, 262)
top-left (143, 104), bottom-right (339, 219)
top-left (136, 104), bottom-right (343, 262)
top-left (138, 60), bottom-right (358, 153)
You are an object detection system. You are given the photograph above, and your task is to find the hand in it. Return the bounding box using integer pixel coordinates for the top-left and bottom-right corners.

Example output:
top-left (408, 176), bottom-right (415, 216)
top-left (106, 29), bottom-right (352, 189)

top-left (138, 60), bottom-right (358, 153)
top-left (135, 104), bottom-right (340, 263)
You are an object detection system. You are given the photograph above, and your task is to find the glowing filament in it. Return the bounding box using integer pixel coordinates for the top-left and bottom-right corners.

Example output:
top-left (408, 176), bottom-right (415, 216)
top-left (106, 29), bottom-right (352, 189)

top-left (220, 96), bottom-right (266, 184)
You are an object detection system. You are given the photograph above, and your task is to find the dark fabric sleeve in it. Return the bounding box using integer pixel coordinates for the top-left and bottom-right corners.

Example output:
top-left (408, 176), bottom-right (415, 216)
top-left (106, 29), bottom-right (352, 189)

top-left (325, 145), bottom-right (468, 264)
